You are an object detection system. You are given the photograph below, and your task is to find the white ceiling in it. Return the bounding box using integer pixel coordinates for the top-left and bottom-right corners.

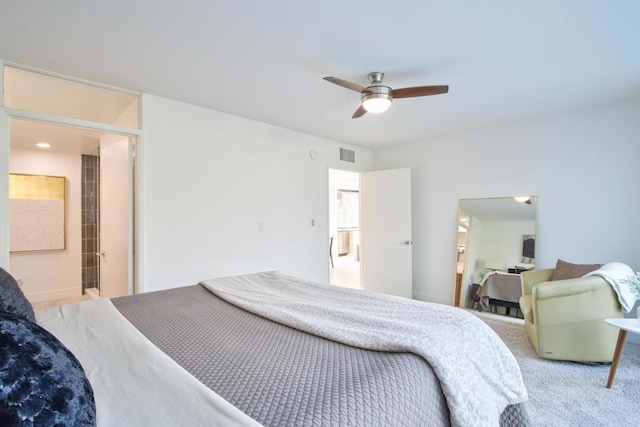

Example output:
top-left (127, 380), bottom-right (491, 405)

top-left (4, 67), bottom-right (138, 126)
top-left (459, 197), bottom-right (537, 223)
top-left (1, 1), bottom-right (639, 149)
top-left (5, 67), bottom-right (138, 154)
top-left (10, 119), bottom-right (104, 155)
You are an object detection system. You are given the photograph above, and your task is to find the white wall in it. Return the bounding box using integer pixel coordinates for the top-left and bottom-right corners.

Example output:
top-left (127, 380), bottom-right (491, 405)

top-left (477, 220), bottom-right (535, 270)
top-left (115, 98), bottom-right (140, 129)
top-left (373, 98), bottom-right (640, 306)
top-left (140, 94), bottom-right (372, 292)
top-left (9, 148), bottom-right (82, 301)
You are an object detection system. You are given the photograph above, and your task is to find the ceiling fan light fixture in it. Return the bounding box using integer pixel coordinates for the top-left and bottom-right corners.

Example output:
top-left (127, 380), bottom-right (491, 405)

top-left (323, 72), bottom-right (448, 119)
top-left (362, 95), bottom-right (392, 113)
top-left (361, 85), bottom-right (393, 114)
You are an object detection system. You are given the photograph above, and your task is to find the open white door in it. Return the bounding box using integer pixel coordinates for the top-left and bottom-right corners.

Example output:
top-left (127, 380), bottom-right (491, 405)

top-left (361, 168), bottom-right (412, 298)
top-left (98, 134), bottom-right (131, 298)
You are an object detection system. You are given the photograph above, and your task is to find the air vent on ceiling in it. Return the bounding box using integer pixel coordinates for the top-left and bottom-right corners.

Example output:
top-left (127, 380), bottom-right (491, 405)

top-left (340, 148), bottom-right (355, 163)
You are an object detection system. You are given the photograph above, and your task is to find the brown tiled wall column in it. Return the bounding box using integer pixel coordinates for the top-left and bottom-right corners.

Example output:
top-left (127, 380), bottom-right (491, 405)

top-left (81, 154), bottom-right (100, 293)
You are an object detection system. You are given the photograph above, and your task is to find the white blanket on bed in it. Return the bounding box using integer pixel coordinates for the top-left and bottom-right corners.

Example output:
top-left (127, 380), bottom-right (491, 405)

top-left (36, 298), bottom-right (261, 427)
top-left (201, 271), bottom-right (528, 427)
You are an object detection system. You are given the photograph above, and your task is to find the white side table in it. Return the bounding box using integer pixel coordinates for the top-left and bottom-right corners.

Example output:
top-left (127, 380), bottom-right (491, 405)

top-left (604, 318), bottom-right (640, 388)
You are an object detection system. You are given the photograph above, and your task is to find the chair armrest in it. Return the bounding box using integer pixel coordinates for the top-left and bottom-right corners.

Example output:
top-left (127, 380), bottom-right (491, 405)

top-left (533, 276), bottom-right (610, 300)
top-left (521, 269), bottom-right (554, 296)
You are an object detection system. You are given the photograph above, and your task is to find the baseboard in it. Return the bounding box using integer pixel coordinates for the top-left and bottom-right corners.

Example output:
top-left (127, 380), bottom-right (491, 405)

top-left (25, 288), bottom-right (81, 303)
top-left (412, 291), bottom-right (453, 306)
top-left (468, 308), bottom-right (525, 326)
top-left (85, 287), bottom-right (100, 299)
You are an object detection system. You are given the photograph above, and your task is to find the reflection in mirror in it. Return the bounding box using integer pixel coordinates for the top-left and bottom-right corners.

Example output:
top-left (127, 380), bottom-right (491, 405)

top-left (455, 196), bottom-right (537, 312)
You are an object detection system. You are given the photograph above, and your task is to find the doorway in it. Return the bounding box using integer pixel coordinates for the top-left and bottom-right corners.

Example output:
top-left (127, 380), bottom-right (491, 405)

top-left (8, 119), bottom-right (134, 302)
top-left (455, 224), bottom-right (469, 307)
top-left (328, 167), bottom-right (413, 297)
top-left (328, 169), bottom-right (361, 289)
top-left (3, 63), bottom-right (140, 304)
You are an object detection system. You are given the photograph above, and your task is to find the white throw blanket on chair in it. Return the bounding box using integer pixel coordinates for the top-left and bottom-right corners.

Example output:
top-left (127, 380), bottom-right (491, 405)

top-left (584, 262), bottom-right (639, 312)
top-left (201, 271), bottom-right (528, 427)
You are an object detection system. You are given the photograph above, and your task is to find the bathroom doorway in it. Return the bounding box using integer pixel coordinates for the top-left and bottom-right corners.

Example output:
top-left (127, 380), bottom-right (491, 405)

top-left (8, 119), bottom-right (135, 303)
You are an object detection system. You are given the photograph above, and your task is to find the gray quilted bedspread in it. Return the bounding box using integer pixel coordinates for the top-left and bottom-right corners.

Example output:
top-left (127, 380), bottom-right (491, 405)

top-left (112, 285), bottom-right (529, 426)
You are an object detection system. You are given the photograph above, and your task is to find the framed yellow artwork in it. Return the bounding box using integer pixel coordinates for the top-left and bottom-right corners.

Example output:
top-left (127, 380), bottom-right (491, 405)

top-left (9, 173), bottom-right (67, 252)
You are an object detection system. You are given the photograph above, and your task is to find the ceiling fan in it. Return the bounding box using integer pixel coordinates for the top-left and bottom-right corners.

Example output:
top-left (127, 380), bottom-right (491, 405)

top-left (323, 72), bottom-right (449, 119)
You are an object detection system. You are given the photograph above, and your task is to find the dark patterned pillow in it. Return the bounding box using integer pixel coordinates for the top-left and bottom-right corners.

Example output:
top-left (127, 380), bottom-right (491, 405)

top-left (0, 267), bottom-right (35, 322)
top-left (0, 311), bottom-right (96, 426)
top-left (551, 259), bottom-right (602, 281)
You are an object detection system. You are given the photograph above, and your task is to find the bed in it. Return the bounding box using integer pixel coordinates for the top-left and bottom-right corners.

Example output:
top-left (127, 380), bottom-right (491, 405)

top-left (1, 268), bottom-right (530, 427)
top-left (477, 271), bottom-right (523, 313)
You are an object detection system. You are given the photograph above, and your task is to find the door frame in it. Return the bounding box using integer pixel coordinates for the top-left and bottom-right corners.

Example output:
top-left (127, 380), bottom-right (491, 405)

top-left (0, 62), bottom-right (143, 292)
top-left (98, 133), bottom-right (137, 297)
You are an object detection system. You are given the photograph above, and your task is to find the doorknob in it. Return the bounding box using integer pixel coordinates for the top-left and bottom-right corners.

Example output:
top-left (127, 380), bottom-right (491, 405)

top-left (400, 240), bottom-right (413, 246)
top-left (96, 250), bottom-right (106, 257)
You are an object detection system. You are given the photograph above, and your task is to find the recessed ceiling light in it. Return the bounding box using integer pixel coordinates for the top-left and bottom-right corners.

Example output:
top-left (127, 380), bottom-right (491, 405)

top-left (36, 142), bottom-right (51, 148)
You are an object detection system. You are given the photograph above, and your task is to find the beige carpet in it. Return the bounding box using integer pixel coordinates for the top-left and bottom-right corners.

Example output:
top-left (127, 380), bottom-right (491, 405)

top-left (484, 319), bottom-right (640, 426)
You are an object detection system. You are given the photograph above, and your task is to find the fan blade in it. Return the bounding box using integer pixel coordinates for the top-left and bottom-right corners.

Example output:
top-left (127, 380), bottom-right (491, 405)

top-left (352, 105), bottom-right (367, 119)
top-left (392, 85), bottom-right (449, 99)
top-left (323, 76), bottom-right (366, 93)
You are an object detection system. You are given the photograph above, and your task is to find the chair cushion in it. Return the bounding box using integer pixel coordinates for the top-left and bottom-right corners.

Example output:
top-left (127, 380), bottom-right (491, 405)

top-left (551, 259), bottom-right (602, 281)
top-left (0, 311), bottom-right (96, 426)
top-left (0, 267), bottom-right (35, 322)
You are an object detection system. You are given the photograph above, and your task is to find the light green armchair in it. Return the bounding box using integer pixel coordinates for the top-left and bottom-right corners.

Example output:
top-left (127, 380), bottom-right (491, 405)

top-left (519, 269), bottom-right (623, 362)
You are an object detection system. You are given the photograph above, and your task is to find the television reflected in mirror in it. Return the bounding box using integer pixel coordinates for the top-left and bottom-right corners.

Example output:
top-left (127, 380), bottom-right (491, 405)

top-left (522, 234), bottom-right (535, 262)
top-left (455, 196), bottom-right (537, 308)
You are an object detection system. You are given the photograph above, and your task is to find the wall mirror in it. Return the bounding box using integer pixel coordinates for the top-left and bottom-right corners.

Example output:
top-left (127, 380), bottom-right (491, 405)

top-left (455, 196), bottom-right (537, 308)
